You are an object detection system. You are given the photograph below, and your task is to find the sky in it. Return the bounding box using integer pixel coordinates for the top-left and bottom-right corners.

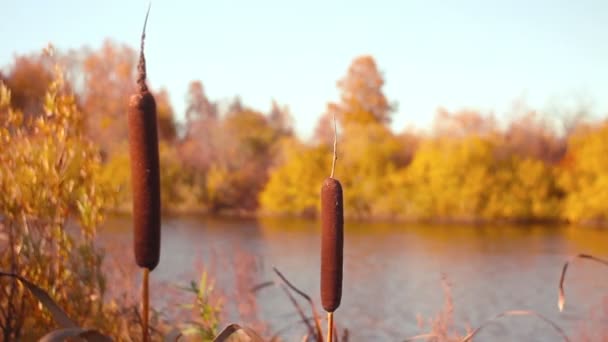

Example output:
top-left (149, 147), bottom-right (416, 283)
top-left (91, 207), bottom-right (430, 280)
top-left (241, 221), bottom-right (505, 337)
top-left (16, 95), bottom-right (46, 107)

top-left (1, 0), bottom-right (607, 139)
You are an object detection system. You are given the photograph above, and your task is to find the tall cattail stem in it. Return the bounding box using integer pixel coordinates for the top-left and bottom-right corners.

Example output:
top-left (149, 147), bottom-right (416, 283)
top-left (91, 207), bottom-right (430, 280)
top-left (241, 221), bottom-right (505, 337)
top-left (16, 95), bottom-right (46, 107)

top-left (330, 111), bottom-right (337, 178)
top-left (327, 312), bottom-right (334, 342)
top-left (142, 267), bottom-right (150, 342)
top-left (322, 105), bottom-right (342, 342)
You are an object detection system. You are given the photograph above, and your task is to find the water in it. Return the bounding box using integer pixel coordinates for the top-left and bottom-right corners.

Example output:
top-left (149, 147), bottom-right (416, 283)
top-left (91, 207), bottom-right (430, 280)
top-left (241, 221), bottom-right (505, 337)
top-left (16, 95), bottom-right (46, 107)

top-left (100, 216), bottom-right (608, 341)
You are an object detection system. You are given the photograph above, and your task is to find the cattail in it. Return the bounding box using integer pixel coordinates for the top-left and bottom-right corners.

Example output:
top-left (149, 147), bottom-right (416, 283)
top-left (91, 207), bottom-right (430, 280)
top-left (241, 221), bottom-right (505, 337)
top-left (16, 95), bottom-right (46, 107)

top-left (129, 6), bottom-right (157, 342)
top-left (320, 177), bottom-right (343, 313)
top-left (321, 111), bottom-right (343, 342)
top-left (128, 5), bottom-right (160, 271)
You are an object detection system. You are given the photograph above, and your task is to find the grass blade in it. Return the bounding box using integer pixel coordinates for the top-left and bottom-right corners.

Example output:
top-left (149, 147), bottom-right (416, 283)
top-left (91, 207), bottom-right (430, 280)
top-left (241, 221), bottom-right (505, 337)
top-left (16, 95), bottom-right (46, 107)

top-left (40, 328), bottom-right (113, 342)
top-left (0, 271), bottom-right (77, 329)
top-left (273, 267), bottom-right (324, 341)
top-left (460, 310), bottom-right (570, 342)
top-left (163, 328), bottom-right (183, 342)
top-left (558, 253), bottom-right (608, 312)
top-left (403, 333), bottom-right (437, 341)
top-left (279, 284), bottom-right (316, 338)
top-left (213, 324), bottom-right (265, 342)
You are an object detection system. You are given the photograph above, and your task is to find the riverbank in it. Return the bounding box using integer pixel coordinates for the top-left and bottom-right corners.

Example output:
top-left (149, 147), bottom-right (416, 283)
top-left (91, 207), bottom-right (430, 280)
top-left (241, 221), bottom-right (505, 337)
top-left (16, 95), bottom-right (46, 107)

top-left (107, 206), bottom-right (608, 229)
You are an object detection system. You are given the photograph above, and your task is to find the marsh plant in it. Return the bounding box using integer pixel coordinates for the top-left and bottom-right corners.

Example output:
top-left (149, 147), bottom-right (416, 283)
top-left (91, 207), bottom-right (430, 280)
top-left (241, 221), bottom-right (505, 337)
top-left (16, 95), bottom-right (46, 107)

top-left (0, 62), bottom-right (115, 340)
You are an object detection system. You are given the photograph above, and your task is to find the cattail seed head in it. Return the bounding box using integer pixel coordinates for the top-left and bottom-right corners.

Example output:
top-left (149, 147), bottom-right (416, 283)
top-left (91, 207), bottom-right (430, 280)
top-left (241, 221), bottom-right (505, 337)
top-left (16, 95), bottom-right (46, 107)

top-left (128, 90), bottom-right (161, 270)
top-left (320, 177), bottom-right (344, 313)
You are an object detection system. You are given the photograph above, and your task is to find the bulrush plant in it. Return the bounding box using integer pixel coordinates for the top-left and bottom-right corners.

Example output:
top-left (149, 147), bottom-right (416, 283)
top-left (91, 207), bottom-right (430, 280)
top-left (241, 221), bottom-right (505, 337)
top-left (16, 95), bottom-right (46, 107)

top-left (127, 5), bottom-right (161, 341)
top-left (320, 113), bottom-right (344, 342)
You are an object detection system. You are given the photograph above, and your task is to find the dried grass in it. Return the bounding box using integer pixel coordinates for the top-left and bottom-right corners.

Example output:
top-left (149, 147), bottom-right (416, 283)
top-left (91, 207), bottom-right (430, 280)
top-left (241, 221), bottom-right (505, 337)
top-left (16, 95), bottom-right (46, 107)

top-left (558, 253), bottom-right (608, 312)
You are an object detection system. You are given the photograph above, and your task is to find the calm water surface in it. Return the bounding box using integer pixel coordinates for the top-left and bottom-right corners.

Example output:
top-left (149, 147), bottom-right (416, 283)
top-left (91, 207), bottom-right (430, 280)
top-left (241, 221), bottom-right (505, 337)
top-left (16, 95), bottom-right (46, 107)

top-left (100, 216), bottom-right (608, 341)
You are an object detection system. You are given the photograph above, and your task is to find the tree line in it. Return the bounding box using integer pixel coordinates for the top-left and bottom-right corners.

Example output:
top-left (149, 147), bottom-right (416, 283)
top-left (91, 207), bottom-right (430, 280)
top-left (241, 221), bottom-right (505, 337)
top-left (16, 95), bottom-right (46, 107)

top-left (2, 39), bottom-right (607, 224)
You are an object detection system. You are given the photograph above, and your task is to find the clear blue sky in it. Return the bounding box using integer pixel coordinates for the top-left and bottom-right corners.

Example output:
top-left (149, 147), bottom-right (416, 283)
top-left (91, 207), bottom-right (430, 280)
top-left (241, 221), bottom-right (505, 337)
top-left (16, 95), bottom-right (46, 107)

top-left (1, 0), bottom-right (607, 139)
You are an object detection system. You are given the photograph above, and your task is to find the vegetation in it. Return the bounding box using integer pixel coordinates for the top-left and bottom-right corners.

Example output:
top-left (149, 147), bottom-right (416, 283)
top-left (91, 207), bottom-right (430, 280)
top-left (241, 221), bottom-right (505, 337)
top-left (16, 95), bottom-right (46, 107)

top-left (1, 31), bottom-right (608, 340)
top-left (2, 42), bottom-right (607, 224)
top-left (0, 63), bottom-right (115, 340)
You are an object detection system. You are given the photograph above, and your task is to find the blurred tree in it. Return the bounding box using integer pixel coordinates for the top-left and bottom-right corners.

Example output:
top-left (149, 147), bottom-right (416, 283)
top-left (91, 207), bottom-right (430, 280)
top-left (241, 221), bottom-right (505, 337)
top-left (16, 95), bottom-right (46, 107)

top-left (559, 122), bottom-right (608, 222)
top-left (334, 55), bottom-right (394, 125)
top-left (185, 81), bottom-right (217, 132)
top-left (260, 143), bottom-right (330, 216)
top-left (394, 128), bottom-right (421, 167)
top-left (179, 81), bottom-right (219, 172)
top-left (432, 108), bottom-right (497, 138)
top-left (313, 107), bottom-right (338, 145)
top-left (338, 122), bottom-right (402, 217)
top-left (228, 96), bottom-right (244, 114)
top-left (180, 80), bottom-right (219, 174)
top-left (502, 110), bottom-right (565, 164)
top-left (51, 41), bottom-right (179, 212)
top-left (405, 136), bottom-right (497, 220)
top-left (484, 156), bottom-right (562, 220)
top-left (205, 109), bottom-right (277, 212)
top-left (1, 55), bottom-right (54, 118)
top-left (0, 67), bottom-right (115, 339)
top-left (178, 87), bottom-right (293, 213)
top-left (268, 99), bottom-right (293, 137)
top-left (79, 40), bottom-right (137, 154)
top-left (155, 88), bottom-right (177, 143)
top-left (2, 42), bottom-right (177, 150)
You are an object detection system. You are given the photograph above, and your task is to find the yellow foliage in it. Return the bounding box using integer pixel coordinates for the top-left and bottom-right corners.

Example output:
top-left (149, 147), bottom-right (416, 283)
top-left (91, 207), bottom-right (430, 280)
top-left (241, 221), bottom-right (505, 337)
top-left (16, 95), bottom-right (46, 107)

top-left (98, 141), bottom-right (196, 213)
top-left (485, 157), bottom-right (561, 220)
top-left (336, 122), bottom-right (402, 217)
top-left (559, 123), bottom-right (608, 222)
top-left (263, 129), bottom-right (565, 222)
top-left (404, 136), bottom-right (495, 220)
top-left (0, 67), bottom-right (116, 338)
top-left (259, 143), bottom-right (329, 216)
top-left (260, 121), bottom-right (404, 218)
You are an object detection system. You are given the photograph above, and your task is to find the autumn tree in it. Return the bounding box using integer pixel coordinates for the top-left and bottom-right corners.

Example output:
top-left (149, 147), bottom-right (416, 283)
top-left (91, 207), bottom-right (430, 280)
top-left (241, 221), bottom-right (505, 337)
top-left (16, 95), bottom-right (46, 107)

top-left (268, 99), bottom-right (293, 137)
top-left (502, 110), bottom-right (565, 164)
top-left (315, 55), bottom-right (394, 144)
top-left (260, 143), bottom-right (330, 216)
top-left (55, 41), bottom-right (171, 152)
top-left (484, 156), bottom-right (562, 220)
top-left (269, 55), bottom-right (402, 217)
top-left (77, 40), bottom-right (138, 154)
top-left (179, 88), bottom-right (289, 213)
top-left (394, 128), bottom-right (422, 167)
top-left (179, 80), bottom-right (219, 172)
top-left (204, 108), bottom-right (278, 212)
top-left (0, 68), bottom-right (115, 339)
top-left (1, 54), bottom-right (54, 118)
top-left (58, 40), bottom-right (179, 212)
top-left (334, 55), bottom-right (394, 125)
top-left (155, 88), bottom-right (177, 142)
top-left (228, 96), bottom-right (244, 114)
top-left (559, 121), bottom-right (608, 222)
top-left (314, 110), bottom-right (335, 145)
top-left (432, 108), bottom-right (497, 139)
top-left (185, 81), bottom-right (217, 132)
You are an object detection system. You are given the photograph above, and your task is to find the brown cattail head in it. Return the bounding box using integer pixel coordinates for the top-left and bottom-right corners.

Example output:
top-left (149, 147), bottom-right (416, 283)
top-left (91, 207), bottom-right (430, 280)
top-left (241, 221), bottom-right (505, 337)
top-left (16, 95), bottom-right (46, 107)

top-left (128, 91), bottom-right (161, 270)
top-left (128, 6), bottom-right (160, 270)
top-left (321, 177), bottom-right (344, 312)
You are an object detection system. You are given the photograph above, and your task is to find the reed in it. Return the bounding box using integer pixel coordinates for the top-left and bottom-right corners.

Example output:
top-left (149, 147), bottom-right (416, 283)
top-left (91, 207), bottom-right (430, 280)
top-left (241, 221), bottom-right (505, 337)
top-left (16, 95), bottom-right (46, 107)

top-left (557, 253), bottom-right (608, 312)
top-left (127, 5), bottom-right (159, 341)
top-left (320, 177), bottom-right (344, 313)
top-left (320, 112), bottom-right (343, 342)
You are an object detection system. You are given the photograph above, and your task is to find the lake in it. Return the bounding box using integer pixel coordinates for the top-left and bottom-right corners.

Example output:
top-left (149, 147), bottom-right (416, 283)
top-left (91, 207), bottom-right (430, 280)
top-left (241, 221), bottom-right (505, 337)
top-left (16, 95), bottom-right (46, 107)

top-left (99, 216), bottom-right (608, 341)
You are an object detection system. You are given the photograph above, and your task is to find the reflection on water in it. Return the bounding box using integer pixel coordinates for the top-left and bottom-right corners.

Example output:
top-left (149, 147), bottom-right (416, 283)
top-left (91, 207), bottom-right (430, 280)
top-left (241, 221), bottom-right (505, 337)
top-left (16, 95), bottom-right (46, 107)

top-left (100, 216), bottom-right (608, 341)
